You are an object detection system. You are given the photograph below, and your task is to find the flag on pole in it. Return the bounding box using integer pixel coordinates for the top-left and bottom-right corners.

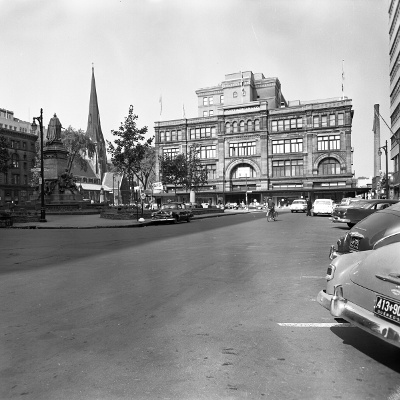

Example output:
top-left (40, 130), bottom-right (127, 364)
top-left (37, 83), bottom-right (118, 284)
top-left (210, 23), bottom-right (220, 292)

top-left (159, 95), bottom-right (162, 116)
top-left (341, 60), bottom-right (345, 98)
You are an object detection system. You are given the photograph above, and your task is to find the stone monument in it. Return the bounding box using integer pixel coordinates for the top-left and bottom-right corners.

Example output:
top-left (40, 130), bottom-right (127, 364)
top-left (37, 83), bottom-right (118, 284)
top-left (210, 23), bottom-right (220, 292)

top-left (42, 114), bottom-right (83, 205)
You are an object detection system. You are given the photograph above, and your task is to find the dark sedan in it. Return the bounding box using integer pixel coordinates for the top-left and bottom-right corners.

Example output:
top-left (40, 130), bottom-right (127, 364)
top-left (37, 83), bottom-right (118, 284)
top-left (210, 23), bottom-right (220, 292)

top-left (329, 201), bottom-right (400, 259)
top-left (330, 198), bottom-right (366, 226)
top-left (151, 202), bottom-right (193, 223)
top-left (345, 199), bottom-right (399, 228)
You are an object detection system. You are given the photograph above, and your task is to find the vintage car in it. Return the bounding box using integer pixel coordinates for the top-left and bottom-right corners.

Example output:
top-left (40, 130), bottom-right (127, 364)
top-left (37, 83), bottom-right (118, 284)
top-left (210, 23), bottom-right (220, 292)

top-left (311, 199), bottom-right (335, 216)
top-left (318, 242), bottom-right (400, 348)
top-left (345, 199), bottom-right (399, 228)
top-left (330, 198), bottom-right (367, 226)
top-left (290, 199), bottom-right (307, 213)
top-left (329, 202), bottom-right (400, 260)
top-left (151, 202), bottom-right (193, 223)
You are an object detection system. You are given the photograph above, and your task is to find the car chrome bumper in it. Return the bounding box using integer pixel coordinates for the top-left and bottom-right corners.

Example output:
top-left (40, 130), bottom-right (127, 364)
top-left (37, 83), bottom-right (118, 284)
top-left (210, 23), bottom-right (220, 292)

top-left (317, 288), bottom-right (400, 348)
top-left (330, 217), bottom-right (350, 223)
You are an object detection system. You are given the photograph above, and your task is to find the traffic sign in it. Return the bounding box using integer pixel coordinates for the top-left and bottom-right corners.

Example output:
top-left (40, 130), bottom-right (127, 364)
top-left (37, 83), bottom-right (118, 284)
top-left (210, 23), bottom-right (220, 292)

top-left (140, 192), bottom-right (146, 200)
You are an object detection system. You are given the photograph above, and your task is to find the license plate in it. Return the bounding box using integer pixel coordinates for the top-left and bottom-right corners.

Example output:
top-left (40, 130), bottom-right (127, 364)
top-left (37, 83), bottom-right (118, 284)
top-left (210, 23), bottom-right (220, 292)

top-left (349, 237), bottom-right (360, 251)
top-left (374, 295), bottom-right (400, 325)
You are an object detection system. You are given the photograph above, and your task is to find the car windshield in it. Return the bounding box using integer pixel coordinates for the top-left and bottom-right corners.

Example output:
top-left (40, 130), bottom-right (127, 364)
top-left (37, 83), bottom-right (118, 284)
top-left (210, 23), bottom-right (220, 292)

top-left (316, 200), bottom-right (332, 205)
top-left (161, 204), bottom-right (180, 209)
top-left (293, 200), bottom-right (306, 204)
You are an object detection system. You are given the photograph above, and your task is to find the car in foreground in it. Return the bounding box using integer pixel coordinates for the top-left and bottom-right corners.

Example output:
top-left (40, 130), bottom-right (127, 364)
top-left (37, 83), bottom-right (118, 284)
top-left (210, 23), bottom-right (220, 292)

top-left (330, 198), bottom-right (367, 226)
top-left (151, 202), bottom-right (193, 223)
top-left (290, 199), bottom-right (307, 213)
top-left (329, 202), bottom-right (400, 259)
top-left (318, 242), bottom-right (400, 349)
top-left (312, 199), bottom-right (335, 216)
top-left (345, 199), bottom-right (399, 228)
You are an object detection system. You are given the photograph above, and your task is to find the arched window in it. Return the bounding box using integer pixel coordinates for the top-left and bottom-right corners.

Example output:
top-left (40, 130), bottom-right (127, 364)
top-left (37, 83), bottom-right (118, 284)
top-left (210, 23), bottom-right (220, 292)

top-left (254, 119), bottom-right (260, 130)
top-left (240, 120), bottom-right (245, 132)
top-left (231, 163), bottom-right (256, 179)
top-left (225, 122), bottom-right (231, 134)
top-left (247, 120), bottom-right (253, 131)
top-left (11, 154), bottom-right (19, 168)
top-left (233, 121), bottom-right (238, 133)
top-left (319, 158), bottom-right (340, 175)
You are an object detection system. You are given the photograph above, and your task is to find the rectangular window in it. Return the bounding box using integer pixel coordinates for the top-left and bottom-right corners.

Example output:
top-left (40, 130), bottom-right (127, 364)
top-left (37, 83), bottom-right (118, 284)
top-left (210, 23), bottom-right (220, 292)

top-left (220, 95), bottom-right (224, 104)
top-left (209, 97), bottom-right (213, 105)
top-left (321, 115), bottom-right (327, 127)
top-left (338, 113), bottom-right (344, 125)
top-left (206, 127), bottom-right (211, 137)
top-left (278, 120), bottom-right (284, 131)
top-left (203, 97), bottom-right (208, 106)
top-left (272, 159), bottom-right (303, 177)
top-left (165, 131), bottom-right (171, 141)
top-left (211, 126), bottom-right (216, 136)
top-left (290, 119), bottom-right (296, 129)
top-left (171, 131), bottom-right (177, 141)
top-left (284, 119), bottom-right (290, 130)
top-left (23, 142), bottom-right (26, 149)
top-left (271, 121), bottom-right (278, 132)
top-left (317, 135), bottom-right (340, 151)
top-left (195, 128), bottom-right (201, 139)
top-left (313, 116), bottom-right (319, 128)
top-left (209, 110), bottom-right (214, 116)
top-left (190, 129), bottom-right (195, 140)
top-left (12, 175), bottom-right (20, 184)
top-left (200, 145), bottom-right (216, 159)
top-left (177, 130), bottom-right (183, 140)
top-left (201, 128), bottom-right (206, 138)
top-left (203, 111), bottom-right (208, 117)
top-left (163, 147), bottom-right (179, 159)
top-left (297, 117), bottom-right (302, 128)
top-left (329, 114), bottom-right (335, 126)
top-left (272, 138), bottom-right (303, 154)
top-left (24, 175), bottom-right (28, 185)
top-left (229, 141), bottom-right (256, 157)
top-left (206, 164), bottom-right (216, 180)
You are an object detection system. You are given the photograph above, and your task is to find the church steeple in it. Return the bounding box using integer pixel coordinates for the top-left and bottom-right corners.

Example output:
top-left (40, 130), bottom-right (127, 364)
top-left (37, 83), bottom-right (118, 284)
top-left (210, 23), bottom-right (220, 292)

top-left (86, 65), bottom-right (107, 179)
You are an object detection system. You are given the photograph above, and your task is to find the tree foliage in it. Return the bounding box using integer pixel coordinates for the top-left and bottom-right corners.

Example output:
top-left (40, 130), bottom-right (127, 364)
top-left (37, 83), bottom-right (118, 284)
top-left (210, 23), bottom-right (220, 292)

top-left (0, 135), bottom-right (10, 174)
top-left (159, 145), bottom-right (208, 193)
top-left (62, 126), bottom-right (96, 173)
top-left (107, 105), bottom-right (154, 189)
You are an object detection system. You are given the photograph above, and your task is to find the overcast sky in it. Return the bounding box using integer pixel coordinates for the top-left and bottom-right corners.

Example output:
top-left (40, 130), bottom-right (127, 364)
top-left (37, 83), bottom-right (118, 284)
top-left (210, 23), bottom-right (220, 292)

top-left (1, 0), bottom-right (391, 178)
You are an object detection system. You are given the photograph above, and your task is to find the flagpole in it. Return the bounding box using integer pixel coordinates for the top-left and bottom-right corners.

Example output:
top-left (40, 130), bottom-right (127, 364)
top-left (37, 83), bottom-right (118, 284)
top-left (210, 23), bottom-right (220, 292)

top-left (341, 60), bottom-right (345, 100)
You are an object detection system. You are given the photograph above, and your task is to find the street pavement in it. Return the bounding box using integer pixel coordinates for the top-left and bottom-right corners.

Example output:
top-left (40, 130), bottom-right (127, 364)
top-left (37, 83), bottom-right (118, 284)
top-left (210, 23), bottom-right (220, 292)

top-left (9, 208), bottom-right (256, 229)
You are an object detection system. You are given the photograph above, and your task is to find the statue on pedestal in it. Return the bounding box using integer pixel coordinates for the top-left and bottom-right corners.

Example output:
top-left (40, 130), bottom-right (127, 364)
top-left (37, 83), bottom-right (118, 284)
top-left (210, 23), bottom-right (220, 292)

top-left (46, 113), bottom-right (62, 144)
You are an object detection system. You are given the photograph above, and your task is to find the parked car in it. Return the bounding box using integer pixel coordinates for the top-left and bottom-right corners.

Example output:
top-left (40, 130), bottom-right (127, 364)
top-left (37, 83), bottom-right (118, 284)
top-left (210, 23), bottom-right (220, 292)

top-left (311, 199), bottom-right (335, 216)
top-left (344, 199), bottom-right (399, 228)
top-left (290, 199), bottom-right (307, 213)
top-left (318, 242), bottom-right (400, 349)
top-left (151, 202), bottom-right (193, 223)
top-left (330, 198), bottom-right (366, 226)
top-left (329, 202), bottom-right (400, 260)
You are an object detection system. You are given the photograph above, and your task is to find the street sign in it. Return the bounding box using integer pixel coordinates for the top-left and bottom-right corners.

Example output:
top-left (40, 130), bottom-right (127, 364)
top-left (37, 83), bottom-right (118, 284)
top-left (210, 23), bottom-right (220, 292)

top-left (140, 192), bottom-right (146, 200)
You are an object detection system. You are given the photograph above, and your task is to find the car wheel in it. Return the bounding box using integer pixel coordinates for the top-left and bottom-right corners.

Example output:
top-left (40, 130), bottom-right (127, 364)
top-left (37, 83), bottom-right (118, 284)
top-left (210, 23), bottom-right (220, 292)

top-left (173, 215), bottom-right (179, 224)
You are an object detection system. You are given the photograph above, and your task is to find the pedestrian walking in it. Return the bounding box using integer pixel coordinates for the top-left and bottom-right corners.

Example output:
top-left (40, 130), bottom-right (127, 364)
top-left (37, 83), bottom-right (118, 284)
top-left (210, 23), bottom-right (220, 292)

top-left (306, 197), bottom-right (312, 216)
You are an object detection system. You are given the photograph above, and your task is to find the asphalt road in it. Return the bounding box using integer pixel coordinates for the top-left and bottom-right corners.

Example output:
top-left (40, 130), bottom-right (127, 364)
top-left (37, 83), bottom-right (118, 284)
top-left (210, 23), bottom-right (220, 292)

top-left (1, 211), bottom-right (400, 400)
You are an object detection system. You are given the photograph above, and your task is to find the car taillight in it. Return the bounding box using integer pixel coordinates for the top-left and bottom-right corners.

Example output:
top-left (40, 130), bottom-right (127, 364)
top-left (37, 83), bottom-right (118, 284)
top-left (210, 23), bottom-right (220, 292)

top-left (326, 263), bottom-right (336, 281)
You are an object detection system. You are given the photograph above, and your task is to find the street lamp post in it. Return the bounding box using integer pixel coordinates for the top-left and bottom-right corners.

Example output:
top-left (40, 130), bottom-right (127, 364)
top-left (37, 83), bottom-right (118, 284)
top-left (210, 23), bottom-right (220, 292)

top-left (31, 108), bottom-right (46, 222)
top-left (378, 139), bottom-right (389, 199)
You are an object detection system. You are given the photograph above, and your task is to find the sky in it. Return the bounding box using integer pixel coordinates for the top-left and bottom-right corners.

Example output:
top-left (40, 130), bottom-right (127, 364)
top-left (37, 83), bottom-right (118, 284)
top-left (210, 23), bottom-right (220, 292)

top-left (1, 0), bottom-right (391, 178)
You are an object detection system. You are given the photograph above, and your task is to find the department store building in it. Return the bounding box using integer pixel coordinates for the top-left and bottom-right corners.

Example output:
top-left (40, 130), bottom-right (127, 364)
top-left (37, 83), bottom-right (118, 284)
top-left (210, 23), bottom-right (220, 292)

top-left (154, 71), bottom-right (360, 206)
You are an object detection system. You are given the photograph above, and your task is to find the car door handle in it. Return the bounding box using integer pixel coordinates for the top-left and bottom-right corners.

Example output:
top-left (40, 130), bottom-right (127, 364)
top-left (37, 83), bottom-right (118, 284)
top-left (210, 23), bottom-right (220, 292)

top-left (375, 273), bottom-right (400, 285)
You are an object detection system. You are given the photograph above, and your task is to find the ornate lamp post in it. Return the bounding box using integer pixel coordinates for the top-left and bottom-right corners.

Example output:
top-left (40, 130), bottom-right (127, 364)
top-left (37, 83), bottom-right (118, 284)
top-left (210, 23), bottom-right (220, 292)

top-left (31, 108), bottom-right (47, 222)
top-left (378, 140), bottom-right (389, 199)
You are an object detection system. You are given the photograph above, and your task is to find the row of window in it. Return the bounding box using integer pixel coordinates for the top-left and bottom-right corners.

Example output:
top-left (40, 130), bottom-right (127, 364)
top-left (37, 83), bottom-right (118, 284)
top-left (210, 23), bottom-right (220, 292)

top-left (226, 119), bottom-right (260, 133)
top-left (3, 174), bottom-right (29, 185)
top-left (159, 127), bottom-right (218, 142)
top-left (272, 158), bottom-right (340, 177)
top-left (162, 134), bottom-right (341, 159)
top-left (0, 124), bottom-right (30, 133)
top-left (203, 95), bottom-right (224, 106)
top-left (271, 113), bottom-right (344, 132)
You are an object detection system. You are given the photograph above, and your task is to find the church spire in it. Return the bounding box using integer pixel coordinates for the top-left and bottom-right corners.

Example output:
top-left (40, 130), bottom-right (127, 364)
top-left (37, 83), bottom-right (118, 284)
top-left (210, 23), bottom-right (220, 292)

top-left (86, 65), bottom-right (107, 179)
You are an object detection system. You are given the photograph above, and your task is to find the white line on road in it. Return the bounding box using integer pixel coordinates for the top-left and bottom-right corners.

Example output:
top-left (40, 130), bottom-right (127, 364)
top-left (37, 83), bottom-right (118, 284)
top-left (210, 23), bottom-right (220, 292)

top-left (278, 323), bottom-right (352, 327)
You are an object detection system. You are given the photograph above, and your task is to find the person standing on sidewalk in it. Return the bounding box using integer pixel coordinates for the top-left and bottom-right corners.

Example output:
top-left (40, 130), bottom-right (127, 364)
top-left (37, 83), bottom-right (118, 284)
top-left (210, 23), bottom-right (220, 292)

top-left (306, 197), bottom-right (312, 216)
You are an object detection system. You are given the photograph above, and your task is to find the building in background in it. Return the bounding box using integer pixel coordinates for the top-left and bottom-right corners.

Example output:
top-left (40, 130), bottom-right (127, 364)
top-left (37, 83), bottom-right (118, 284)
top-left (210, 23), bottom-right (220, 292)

top-left (0, 108), bottom-right (38, 206)
top-left (154, 71), bottom-right (360, 206)
top-left (389, 1), bottom-right (400, 198)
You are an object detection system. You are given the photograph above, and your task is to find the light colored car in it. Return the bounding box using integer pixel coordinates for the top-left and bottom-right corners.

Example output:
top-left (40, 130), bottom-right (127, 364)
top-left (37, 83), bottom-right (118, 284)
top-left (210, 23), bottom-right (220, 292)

top-left (312, 199), bottom-right (335, 216)
top-left (290, 199), bottom-right (307, 213)
top-left (318, 242), bottom-right (400, 348)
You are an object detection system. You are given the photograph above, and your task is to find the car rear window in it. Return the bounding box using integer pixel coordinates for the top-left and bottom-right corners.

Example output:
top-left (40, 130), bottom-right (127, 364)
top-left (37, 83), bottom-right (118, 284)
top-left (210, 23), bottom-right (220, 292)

top-left (315, 200), bottom-right (332, 204)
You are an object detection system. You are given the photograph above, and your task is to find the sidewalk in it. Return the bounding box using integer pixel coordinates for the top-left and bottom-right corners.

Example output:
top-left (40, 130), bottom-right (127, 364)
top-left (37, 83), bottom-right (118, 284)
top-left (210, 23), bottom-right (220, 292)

top-left (10, 209), bottom-right (249, 229)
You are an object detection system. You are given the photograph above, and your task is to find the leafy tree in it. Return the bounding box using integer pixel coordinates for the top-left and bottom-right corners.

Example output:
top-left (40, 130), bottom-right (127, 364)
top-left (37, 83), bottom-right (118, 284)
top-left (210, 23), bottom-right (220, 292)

top-left (159, 146), bottom-right (208, 193)
top-left (107, 105), bottom-right (154, 195)
top-left (0, 135), bottom-right (10, 174)
top-left (61, 126), bottom-right (96, 173)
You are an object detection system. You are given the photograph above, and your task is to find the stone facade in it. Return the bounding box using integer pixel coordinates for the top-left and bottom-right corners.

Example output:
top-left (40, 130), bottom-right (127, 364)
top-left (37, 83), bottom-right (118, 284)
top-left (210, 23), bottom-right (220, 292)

top-left (154, 71), bottom-right (357, 205)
